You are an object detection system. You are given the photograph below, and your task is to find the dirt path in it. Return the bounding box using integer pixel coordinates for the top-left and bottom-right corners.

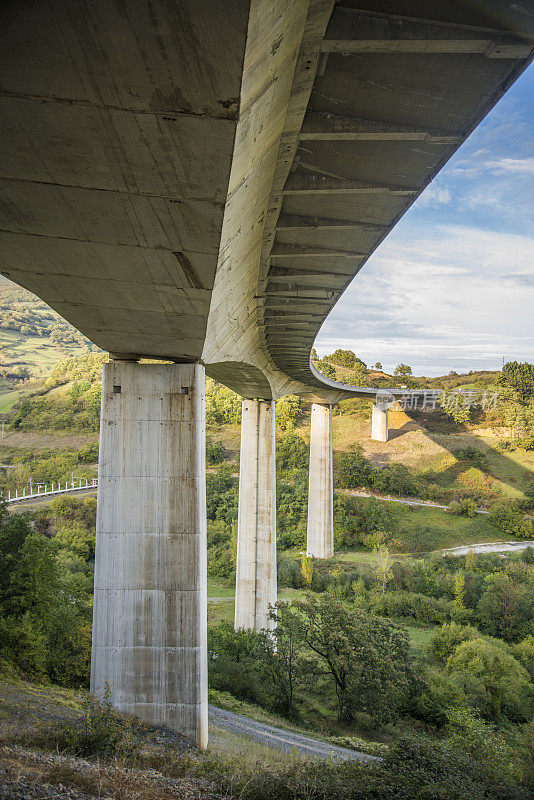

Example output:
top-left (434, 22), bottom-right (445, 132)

top-left (208, 706), bottom-right (376, 761)
top-left (444, 541), bottom-right (534, 556)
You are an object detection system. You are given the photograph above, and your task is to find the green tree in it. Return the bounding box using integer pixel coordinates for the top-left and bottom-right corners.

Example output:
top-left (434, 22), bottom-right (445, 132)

top-left (447, 638), bottom-right (534, 721)
top-left (335, 444), bottom-right (371, 489)
top-left (500, 361), bottom-right (534, 402)
top-left (276, 432), bottom-right (308, 473)
top-left (477, 572), bottom-right (534, 641)
top-left (10, 531), bottom-right (59, 619)
top-left (0, 513), bottom-right (32, 614)
top-left (428, 622), bottom-right (480, 664)
top-left (257, 602), bottom-right (308, 715)
top-left (293, 594), bottom-right (413, 723)
top-left (453, 570), bottom-right (465, 608)
top-left (205, 378), bottom-right (242, 424)
top-left (512, 635), bottom-right (534, 680)
top-left (329, 349), bottom-right (366, 369)
top-left (373, 544), bottom-right (393, 594)
top-left (394, 363), bottom-right (413, 377)
top-left (275, 395), bottom-right (302, 431)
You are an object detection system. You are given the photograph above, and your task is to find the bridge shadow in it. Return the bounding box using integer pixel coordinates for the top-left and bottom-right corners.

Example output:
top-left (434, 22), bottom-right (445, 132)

top-left (396, 407), bottom-right (534, 501)
top-left (387, 420), bottom-right (419, 441)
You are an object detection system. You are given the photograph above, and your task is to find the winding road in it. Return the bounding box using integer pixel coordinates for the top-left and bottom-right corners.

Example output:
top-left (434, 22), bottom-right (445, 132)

top-left (208, 705), bottom-right (377, 761)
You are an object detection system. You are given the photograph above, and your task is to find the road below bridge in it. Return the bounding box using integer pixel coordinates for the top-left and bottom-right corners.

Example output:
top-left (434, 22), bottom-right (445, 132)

top-left (208, 705), bottom-right (377, 761)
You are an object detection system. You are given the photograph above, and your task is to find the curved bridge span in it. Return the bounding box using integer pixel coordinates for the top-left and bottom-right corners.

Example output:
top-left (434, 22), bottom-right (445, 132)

top-left (1, 0), bottom-right (532, 749)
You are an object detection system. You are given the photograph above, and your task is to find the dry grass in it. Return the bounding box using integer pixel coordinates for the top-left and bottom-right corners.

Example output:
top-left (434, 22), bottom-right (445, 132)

top-left (0, 746), bottom-right (220, 800)
top-left (0, 429), bottom-right (99, 450)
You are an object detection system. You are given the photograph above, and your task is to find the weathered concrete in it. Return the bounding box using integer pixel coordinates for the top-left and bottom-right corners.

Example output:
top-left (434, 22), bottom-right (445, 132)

top-left (0, 0), bottom-right (251, 362)
top-left (371, 403), bottom-right (389, 443)
top-left (2, 1), bottom-right (531, 402)
top-left (307, 403), bottom-right (334, 558)
top-left (235, 399), bottom-right (277, 632)
top-left (91, 362), bottom-right (208, 749)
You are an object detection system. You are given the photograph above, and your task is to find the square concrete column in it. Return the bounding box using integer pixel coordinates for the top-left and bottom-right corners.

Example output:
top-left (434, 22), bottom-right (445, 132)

top-left (235, 399), bottom-right (277, 632)
top-left (91, 362), bottom-right (208, 749)
top-left (371, 403), bottom-right (389, 442)
top-left (307, 403), bottom-right (334, 559)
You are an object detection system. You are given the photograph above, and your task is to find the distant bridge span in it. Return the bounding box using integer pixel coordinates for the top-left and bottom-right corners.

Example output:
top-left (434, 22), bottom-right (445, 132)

top-left (1, 0), bottom-right (532, 749)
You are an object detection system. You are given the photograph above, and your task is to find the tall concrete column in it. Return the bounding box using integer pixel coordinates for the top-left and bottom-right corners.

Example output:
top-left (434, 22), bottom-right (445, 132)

top-left (235, 399), bottom-right (277, 632)
top-left (91, 362), bottom-right (207, 749)
top-left (372, 403), bottom-right (389, 442)
top-left (307, 403), bottom-right (334, 559)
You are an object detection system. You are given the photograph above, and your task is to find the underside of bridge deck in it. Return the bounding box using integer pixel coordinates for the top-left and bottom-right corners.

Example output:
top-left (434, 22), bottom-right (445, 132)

top-left (204, 0), bottom-right (534, 401)
top-left (1, 1), bottom-right (531, 403)
top-left (0, 0), bottom-right (250, 363)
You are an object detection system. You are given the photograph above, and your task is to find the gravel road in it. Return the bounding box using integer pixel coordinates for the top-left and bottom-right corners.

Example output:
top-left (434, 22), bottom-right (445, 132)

top-left (208, 706), bottom-right (376, 761)
top-left (444, 541), bottom-right (534, 556)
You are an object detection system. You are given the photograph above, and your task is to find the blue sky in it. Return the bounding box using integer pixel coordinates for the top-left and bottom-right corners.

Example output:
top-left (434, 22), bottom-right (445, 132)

top-left (315, 64), bottom-right (534, 377)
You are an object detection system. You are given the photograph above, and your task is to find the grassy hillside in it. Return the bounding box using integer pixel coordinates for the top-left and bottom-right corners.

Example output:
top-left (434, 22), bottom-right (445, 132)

top-left (0, 278), bottom-right (96, 411)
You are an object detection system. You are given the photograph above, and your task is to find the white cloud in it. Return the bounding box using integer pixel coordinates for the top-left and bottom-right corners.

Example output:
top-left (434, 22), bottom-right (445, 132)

top-left (314, 224), bottom-right (534, 376)
top-left (485, 157), bottom-right (534, 174)
top-left (313, 64), bottom-right (534, 376)
top-left (417, 185), bottom-right (452, 207)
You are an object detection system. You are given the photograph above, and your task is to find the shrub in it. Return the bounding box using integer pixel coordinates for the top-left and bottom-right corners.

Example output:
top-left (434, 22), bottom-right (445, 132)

top-left (208, 622), bottom-right (266, 705)
top-left (276, 432), bottom-right (308, 473)
top-left (77, 442), bottom-right (99, 463)
top-left (447, 638), bottom-right (534, 722)
top-left (47, 685), bottom-right (138, 758)
top-left (328, 735), bottom-right (388, 757)
top-left (370, 590), bottom-right (462, 625)
top-left (489, 501), bottom-right (532, 538)
top-left (370, 463), bottom-right (418, 496)
top-left (445, 707), bottom-right (523, 785)
top-left (428, 622), bottom-right (480, 664)
top-left (206, 435), bottom-right (227, 464)
top-left (335, 444), bottom-right (371, 489)
top-left (449, 498), bottom-right (478, 517)
top-left (512, 635), bottom-right (534, 680)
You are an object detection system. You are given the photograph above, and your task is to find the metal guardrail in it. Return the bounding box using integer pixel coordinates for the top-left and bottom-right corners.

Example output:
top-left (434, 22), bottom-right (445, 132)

top-left (2, 477), bottom-right (98, 504)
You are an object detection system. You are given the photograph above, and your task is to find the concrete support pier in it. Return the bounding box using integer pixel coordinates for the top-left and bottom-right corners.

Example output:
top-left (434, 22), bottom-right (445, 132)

top-left (371, 403), bottom-right (389, 442)
top-left (235, 399), bottom-right (277, 632)
top-left (307, 403), bottom-right (334, 559)
top-left (91, 362), bottom-right (208, 749)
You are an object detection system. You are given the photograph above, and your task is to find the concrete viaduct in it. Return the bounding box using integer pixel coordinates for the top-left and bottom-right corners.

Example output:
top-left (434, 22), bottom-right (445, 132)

top-left (1, 0), bottom-right (532, 748)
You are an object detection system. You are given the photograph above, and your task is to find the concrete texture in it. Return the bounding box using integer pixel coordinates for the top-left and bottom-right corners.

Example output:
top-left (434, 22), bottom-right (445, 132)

top-left (0, 0), bottom-right (250, 362)
top-left (235, 400), bottom-right (277, 632)
top-left (202, 0), bottom-right (533, 401)
top-left (2, 1), bottom-right (531, 402)
top-left (372, 403), bottom-right (389, 442)
top-left (91, 362), bottom-right (208, 749)
top-left (307, 403), bottom-right (334, 558)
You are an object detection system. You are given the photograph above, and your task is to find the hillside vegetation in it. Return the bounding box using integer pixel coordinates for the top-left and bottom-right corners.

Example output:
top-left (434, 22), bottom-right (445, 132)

top-left (0, 341), bottom-right (533, 795)
top-left (0, 278), bottom-right (96, 412)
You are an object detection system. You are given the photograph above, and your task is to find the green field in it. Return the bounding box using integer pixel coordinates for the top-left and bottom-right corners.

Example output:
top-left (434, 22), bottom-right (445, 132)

top-left (0, 382), bottom-right (20, 413)
top-left (390, 504), bottom-right (516, 552)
